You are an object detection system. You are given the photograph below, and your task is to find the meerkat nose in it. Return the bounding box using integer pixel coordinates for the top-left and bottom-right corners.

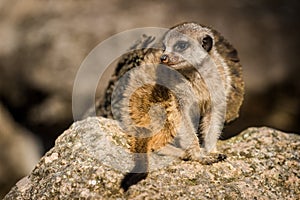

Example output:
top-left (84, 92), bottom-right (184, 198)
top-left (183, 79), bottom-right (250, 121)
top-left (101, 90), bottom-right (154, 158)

top-left (160, 54), bottom-right (169, 64)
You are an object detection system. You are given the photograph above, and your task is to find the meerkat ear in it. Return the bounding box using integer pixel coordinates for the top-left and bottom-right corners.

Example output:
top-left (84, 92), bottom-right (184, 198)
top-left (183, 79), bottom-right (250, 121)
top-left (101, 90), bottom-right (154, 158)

top-left (201, 35), bottom-right (213, 52)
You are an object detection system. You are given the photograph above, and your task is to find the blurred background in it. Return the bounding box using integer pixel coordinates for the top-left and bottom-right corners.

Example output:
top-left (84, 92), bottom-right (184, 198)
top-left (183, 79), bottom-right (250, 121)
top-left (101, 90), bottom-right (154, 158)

top-left (0, 0), bottom-right (299, 197)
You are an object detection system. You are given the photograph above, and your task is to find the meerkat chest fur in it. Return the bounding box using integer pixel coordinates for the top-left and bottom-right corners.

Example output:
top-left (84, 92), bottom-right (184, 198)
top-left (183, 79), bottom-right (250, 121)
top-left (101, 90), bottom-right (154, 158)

top-left (115, 61), bottom-right (201, 153)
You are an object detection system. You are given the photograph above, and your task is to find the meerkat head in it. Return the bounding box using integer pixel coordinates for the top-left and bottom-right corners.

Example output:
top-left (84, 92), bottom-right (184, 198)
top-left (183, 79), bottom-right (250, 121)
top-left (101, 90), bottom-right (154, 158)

top-left (160, 22), bottom-right (214, 69)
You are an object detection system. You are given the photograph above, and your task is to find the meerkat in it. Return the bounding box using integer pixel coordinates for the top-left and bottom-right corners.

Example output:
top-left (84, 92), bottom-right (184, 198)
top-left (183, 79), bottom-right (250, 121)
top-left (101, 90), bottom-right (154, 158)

top-left (93, 22), bottom-right (244, 191)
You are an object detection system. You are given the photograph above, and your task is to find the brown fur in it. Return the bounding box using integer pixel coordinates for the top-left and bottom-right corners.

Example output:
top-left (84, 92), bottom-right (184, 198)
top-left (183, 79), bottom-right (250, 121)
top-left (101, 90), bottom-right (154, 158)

top-left (210, 28), bottom-right (244, 122)
top-left (128, 84), bottom-right (181, 153)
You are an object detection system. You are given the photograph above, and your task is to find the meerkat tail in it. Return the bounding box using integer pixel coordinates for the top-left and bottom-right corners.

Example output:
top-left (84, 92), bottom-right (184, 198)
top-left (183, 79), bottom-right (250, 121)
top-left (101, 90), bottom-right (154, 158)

top-left (121, 137), bottom-right (149, 191)
top-left (121, 172), bottom-right (148, 192)
top-left (121, 154), bottom-right (148, 191)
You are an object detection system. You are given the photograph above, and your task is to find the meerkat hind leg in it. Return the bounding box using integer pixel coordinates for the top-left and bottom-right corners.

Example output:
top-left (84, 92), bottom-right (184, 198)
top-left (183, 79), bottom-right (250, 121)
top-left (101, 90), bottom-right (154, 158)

top-left (155, 143), bottom-right (186, 158)
top-left (174, 120), bottom-right (205, 161)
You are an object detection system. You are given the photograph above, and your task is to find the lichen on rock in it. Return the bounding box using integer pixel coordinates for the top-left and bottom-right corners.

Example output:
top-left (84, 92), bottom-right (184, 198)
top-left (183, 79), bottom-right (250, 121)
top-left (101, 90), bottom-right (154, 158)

top-left (4, 117), bottom-right (300, 199)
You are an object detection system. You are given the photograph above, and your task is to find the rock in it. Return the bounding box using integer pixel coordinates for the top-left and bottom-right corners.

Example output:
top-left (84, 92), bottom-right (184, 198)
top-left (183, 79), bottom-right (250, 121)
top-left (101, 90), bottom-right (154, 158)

top-left (0, 102), bottom-right (41, 198)
top-left (4, 117), bottom-right (300, 199)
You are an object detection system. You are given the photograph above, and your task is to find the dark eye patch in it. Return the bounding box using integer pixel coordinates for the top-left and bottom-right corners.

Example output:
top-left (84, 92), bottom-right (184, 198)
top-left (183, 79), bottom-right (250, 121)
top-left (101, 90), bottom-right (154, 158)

top-left (173, 40), bottom-right (190, 52)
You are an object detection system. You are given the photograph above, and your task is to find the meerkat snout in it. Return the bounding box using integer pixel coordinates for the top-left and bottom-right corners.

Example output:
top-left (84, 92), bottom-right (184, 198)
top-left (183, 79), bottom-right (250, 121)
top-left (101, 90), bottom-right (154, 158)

top-left (160, 54), bottom-right (169, 63)
top-left (160, 52), bottom-right (181, 65)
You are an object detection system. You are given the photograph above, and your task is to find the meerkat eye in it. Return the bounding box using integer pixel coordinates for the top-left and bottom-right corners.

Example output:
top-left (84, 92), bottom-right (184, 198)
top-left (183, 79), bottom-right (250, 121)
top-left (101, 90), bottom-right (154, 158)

top-left (173, 40), bottom-right (190, 52)
top-left (202, 35), bottom-right (213, 52)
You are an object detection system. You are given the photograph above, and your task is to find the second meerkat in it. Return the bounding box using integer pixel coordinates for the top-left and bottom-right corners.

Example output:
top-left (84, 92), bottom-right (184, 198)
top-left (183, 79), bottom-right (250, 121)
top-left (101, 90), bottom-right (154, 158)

top-left (98, 22), bottom-right (244, 190)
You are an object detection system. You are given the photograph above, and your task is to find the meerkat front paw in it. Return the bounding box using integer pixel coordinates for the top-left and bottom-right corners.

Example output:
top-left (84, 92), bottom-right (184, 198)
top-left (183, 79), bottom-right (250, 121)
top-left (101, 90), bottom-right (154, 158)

top-left (179, 143), bottom-right (202, 161)
top-left (181, 146), bottom-right (226, 164)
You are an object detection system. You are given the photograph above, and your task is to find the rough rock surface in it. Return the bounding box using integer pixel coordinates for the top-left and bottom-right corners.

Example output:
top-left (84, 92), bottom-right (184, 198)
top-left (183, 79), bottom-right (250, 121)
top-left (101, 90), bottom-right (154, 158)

top-left (4, 117), bottom-right (300, 199)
